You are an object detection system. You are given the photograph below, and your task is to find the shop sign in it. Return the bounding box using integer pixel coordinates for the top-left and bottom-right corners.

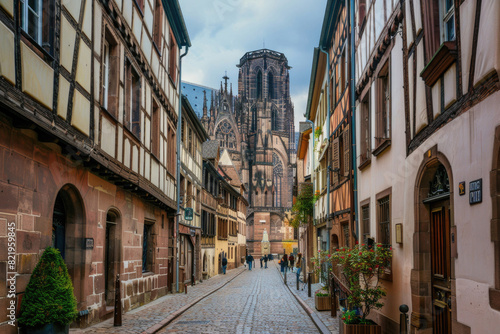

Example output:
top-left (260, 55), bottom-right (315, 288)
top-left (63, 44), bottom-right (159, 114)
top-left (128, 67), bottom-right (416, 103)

top-left (184, 208), bottom-right (193, 221)
top-left (458, 182), bottom-right (465, 196)
top-left (84, 238), bottom-right (94, 249)
top-left (469, 179), bottom-right (482, 205)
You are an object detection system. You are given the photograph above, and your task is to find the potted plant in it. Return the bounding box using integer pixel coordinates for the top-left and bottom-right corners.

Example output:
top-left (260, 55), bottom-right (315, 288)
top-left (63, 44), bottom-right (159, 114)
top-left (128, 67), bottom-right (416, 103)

top-left (18, 247), bottom-right (78, 334)
top-left (332, 243), bottom-right (392, 334)
top-left (314, 286), bottom-right (332, 311)
top-left (311, 250), bottom-right (332, 311)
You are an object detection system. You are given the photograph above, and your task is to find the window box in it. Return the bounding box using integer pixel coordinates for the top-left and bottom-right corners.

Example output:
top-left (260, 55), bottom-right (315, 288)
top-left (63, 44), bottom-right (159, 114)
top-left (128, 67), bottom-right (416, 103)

top-left (420, 41), bottom-right (457, 87)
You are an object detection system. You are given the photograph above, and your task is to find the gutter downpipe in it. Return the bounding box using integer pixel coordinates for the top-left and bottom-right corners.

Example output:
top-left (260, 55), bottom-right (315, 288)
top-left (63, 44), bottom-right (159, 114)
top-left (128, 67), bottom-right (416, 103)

top-left (319, 47), bottom-right (330, 253)
top-left (176, 45), bottom-right (189, 293)
top-left (350, 0), bottom-right (359, 241)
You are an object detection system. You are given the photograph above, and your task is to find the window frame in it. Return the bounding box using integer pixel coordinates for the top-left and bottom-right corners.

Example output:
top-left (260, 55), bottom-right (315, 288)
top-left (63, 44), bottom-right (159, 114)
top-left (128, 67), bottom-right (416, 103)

top-left (376, 188), bottom-right (392, 280)
top-left (142, 221), bottom-right (155, 273)
top-left (152, 0), bottom-right (163, 54)
top-left (124, 59), bottom-right (141, 139)
top-left (359, 91), bottom-right (371, 168)
top-left (168, 31), bottom-right (178, 85)
top-left (21, 0), bottom-right (43, 45)
top-left (373, 60), bottom-right (391, 155)
top-left (440, 0), bottom-right (455, 43)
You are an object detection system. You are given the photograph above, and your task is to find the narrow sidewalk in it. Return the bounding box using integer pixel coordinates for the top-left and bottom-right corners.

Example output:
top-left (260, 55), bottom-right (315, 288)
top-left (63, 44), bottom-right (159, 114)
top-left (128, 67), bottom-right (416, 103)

top-left (70, 267), bottom-right (246, 334)
top-left (273, 261), bottom-right (340, 334)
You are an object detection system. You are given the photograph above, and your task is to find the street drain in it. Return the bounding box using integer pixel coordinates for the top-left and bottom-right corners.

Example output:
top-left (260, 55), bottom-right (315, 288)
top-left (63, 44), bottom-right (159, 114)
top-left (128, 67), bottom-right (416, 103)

top-left (177, 321), bottom-right (211, 325)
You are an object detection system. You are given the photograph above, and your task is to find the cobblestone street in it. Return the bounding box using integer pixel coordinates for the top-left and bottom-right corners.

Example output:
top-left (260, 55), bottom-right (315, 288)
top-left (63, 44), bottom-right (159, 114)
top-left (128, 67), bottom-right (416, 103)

top-left (69, 261), bottom-right (337, 334)
top-left (159, 261), bottom-right (320, 334)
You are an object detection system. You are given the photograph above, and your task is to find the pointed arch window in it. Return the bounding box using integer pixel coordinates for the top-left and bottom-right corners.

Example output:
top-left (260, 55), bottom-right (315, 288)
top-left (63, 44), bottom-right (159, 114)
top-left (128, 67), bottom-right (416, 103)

top-left (268, 72), bottom-right (274, 99)
top-left (273, 153), bottom-right (283, 207)
top-left (257, 70), bottom-right (263, 99)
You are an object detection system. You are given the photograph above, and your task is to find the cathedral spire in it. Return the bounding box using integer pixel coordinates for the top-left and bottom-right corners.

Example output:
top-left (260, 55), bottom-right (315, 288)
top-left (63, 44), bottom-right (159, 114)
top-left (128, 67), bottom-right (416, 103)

top-left (223, 72), bottom-right (229, 94)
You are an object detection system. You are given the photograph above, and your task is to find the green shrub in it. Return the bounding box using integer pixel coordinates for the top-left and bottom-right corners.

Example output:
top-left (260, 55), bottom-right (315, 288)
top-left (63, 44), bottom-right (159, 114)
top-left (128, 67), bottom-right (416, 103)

top-left (18, 247), bottom-right (77, 328)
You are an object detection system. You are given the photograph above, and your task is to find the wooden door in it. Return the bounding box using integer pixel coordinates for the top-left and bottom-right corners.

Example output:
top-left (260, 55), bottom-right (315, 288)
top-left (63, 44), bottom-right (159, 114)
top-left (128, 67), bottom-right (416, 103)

top-left (430, 205), bottom-right (452, 334)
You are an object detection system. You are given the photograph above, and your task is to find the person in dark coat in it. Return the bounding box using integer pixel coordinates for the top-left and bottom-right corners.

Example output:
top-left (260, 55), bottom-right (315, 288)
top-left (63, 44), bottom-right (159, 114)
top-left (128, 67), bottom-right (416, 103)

top-left (260, 256), bottom-right (263, 268)
top-left (283, 254), bottom-right (289, 273)
top-left (221, 256), bottom-right (228, 274)
top-left (246, 254), bottom-right (254, 270)
top-left (289, 253), bottom-right (295, 272)
top-left (264, 254), bottom-right (268, 269)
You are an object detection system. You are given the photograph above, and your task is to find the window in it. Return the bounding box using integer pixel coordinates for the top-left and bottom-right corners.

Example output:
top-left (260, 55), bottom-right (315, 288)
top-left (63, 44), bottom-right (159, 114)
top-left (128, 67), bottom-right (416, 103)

top-left (441, 0), bottom-right (455, 42)
top-left (268, 72), bottom-right (274, 99)
top-left (167, 123), bottom-right (176, 175)
top-left (362, 203), bottom-right (370, 244)
top-left (142, 222), bottom-right (154, 272)
top-left (359, 92), bottom-right (371, 165)
top-left (375, 62), bottom-right (391, 150)
top-left (256, 70), bottom-right (262, 99)
top-left (377, 190), bottom-right (392, 279)
top-left (188, 127), bottom-right (193, 155)
top-left (21, 0), bottom-right (55, 54)
top-left (168, 32), bottom-right (177, 84)
top-left (102, 30), bottom-right (119, 117)
top-left (151, 100), bottom-right (160, 157)
top-left (102, 41), bottom-right (110, 109)
top-left (152, 0), bottom-right (163, 52)
top-left (125, 60), bottom-right (141, 139)
top-left (378, 196), bottom-right (390, 247)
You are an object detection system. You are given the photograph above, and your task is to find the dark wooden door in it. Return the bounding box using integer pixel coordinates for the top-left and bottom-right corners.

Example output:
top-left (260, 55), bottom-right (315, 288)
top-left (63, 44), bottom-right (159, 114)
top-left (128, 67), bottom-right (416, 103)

top-left (430, 205), bottom-right (452, 334)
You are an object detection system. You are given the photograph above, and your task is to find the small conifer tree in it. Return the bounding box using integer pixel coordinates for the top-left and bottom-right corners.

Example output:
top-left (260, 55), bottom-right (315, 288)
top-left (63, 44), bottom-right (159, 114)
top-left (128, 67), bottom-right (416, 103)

top-left (18, 247), bottom-right (77, 328)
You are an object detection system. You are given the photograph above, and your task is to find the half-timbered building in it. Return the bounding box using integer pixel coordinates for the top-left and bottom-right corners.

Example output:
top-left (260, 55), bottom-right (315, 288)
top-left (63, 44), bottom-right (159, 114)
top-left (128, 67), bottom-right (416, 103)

top-left (354, 0), bottom-right (500, 332)
top-left (0, 0), bottom-right (189, 330)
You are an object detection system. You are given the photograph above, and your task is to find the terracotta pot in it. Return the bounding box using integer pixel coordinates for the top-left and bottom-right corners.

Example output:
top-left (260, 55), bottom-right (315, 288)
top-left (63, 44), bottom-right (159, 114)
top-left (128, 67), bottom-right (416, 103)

top-left (341, 322), bottom-right (381, 334)
top-left (314, 295), bottom-right (332, 311)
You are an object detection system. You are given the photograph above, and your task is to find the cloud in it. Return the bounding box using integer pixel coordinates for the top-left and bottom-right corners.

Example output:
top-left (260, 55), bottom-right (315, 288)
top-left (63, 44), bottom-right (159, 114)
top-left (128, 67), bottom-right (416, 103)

top-left (179, 0), bottom-right (327, 129)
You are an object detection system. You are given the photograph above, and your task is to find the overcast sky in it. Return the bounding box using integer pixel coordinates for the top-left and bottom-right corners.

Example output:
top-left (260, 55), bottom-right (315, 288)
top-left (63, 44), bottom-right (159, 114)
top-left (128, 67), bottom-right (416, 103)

top-left (179, 0), bottom-right (327, 129)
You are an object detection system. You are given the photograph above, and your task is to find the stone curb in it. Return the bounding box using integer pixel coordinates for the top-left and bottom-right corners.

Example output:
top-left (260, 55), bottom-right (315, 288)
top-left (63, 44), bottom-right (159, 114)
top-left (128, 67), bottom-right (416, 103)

top-left (140, 268), bottom-right (246, 334)
top-left (274, 262), bottom-right (331, 334)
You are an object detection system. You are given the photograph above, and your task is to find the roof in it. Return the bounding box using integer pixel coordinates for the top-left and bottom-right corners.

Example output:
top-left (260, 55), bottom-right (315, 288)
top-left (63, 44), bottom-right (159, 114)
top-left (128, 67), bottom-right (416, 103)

top-left (319, 0), bottom-right (342, 49)
top-left (305, 48), bottom-right (326, 120)
top-left (163, 0), bottom-right (191, 47)
top-left (219, 165), bottom-right (242, 188)
top-left (202, 140), bottom-right (220, 160)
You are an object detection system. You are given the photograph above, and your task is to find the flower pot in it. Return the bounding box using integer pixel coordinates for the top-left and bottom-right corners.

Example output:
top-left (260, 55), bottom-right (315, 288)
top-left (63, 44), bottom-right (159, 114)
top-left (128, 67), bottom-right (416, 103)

top-left (341, 322), bottom-right (381, 334)
top-left (22, 323), bottom-right (70, 334)
top-left (314, 295), bottom-right (332, 311)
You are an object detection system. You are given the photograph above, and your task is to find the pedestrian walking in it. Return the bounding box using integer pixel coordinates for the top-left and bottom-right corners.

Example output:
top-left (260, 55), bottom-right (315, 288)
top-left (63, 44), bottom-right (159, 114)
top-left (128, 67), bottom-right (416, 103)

top-left (264, 254), bottom-right (268, 268)
top-left (221, 256), bottom-right (228, 274)
top-left (280, 255), bottom-right (286, 273)
top-left (295, 253), bottom-right (303, 285)
top-left (283, 254), bottom-right (289, 273)
top-left (246, 254), bottom-right (254, 271)
top-left (260, 256), bottom-right (263, 268)
top-left (289, 253), bottom-right (295, 272)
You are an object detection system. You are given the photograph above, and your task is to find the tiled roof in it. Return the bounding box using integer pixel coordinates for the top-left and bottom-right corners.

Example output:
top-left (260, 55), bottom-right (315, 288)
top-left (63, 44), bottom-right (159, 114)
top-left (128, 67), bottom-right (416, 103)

top-left (202, 140), bottom-right (219, 159)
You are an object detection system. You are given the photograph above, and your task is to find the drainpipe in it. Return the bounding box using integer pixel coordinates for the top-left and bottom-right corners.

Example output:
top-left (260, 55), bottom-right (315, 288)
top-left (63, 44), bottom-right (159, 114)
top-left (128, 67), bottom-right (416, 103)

top-left (176, 45), bottom-right (189, 293)
top-left (350, 0), bottom-right (359, 241)
top-left (319, 47), bottom-right (330, 253)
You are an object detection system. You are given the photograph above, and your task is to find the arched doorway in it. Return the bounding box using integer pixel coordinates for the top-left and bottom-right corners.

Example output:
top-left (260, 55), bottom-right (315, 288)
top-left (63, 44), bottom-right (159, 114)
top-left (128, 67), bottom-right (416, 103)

top-left (412, 154), bottom-right (454, 333)
top-left (51, 185), bottom-right (86, 309)
top-left (104, 209), bottom-right (121, 306)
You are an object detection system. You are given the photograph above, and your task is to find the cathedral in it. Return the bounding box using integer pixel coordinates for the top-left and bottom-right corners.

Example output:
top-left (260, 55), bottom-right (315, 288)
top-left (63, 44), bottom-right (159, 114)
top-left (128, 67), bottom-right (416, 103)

top-left (183, 49), bottom-right (297, 255)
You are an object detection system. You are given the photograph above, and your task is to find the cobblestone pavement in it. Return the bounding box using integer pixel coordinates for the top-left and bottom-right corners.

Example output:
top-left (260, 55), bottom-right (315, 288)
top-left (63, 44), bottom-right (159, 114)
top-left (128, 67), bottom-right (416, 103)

top-left (277, 263), bottom-right (340, 334)
top-left (70, 267), bottom-right (246, 334)
top-left (158, 261), bottom-right (320, 334)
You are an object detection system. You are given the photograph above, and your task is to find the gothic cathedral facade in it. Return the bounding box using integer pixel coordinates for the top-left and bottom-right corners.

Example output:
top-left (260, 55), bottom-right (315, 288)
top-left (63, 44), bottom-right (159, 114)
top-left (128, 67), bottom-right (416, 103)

top-left (189, 49), bottom-right (296, 256)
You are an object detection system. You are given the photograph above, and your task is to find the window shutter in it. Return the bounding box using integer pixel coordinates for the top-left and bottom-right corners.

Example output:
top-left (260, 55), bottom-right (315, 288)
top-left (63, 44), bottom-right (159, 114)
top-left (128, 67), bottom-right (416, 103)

top-left (343, 126), bottom-right (350, 177)
top-left (333, 136), bottom-right (340, 185)
top-left (376, 78), bottom-right (382, 146)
